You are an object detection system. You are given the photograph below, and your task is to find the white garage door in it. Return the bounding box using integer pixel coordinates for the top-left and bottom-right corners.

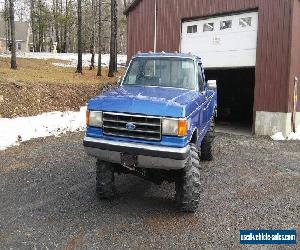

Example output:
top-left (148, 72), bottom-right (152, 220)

top-left (181, 12), bottom-right (258, 68)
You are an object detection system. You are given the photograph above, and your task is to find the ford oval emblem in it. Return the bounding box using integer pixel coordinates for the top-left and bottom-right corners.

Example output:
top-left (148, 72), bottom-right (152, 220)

top-left (126, 122), bottom-right (136, 131)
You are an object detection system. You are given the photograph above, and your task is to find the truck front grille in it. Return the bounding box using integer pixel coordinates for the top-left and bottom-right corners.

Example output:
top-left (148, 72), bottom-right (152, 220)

top-left (103, 112), bottom-right (162, 141)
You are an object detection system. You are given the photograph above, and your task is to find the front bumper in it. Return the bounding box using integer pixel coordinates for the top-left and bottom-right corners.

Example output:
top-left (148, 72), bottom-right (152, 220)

top-left (83, 137), bottom-right (190, 170)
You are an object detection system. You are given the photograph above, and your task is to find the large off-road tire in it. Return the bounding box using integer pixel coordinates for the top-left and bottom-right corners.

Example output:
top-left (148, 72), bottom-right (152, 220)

top-left (96, 160), bottom-right (115, 200)
top-left (201, 117), bottom-right (215, 161)
top-left (175, 144), bottom-right (201, 213)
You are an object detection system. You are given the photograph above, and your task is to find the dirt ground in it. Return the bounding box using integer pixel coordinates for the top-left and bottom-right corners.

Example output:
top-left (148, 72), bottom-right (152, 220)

top-left (0, 58), bottom-right (123, 118)
top-left (0, 132), bottom-right (299, 249)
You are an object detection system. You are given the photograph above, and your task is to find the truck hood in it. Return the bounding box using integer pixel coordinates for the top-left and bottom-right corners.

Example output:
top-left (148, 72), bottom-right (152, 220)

top-left (88, 86), bottom-right (202, 117)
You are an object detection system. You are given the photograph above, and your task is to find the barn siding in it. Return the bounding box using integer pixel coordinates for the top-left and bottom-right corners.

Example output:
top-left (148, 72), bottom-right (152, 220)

top-left (289, 0), bottom-right (300, 112)
top-left (126, 0), bottom-right (295, 113)
top-left (127, 0), bottom-right (155, 60)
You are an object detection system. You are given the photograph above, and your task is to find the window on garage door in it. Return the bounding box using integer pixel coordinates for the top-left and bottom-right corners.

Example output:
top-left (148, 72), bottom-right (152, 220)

top-left (203, 23), bottom-right (214, 32)
top-left (187, 25), bottom-right (198, 34)
top-left (220, 20), bottom-right (232, 30)
top-left (239, 17), bottom-right (252, 28)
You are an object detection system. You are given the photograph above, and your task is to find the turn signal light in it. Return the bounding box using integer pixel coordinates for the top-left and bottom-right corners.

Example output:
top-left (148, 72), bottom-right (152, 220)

top-left (178, 120), bottom-right (188, 136)
top-left (86, 111), bottom-right (90, 126)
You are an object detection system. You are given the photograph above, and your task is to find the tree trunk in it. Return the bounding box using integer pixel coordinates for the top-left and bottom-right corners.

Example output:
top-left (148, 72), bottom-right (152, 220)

top-left (90, 0), bottom-right (96, 70)
top-left (108, 0), bottom-right (117, 77)
top-left (9, 0), bottom-right (17, 69)
top-left (30, 0), bottom-right (36, 52)
top-left (115, 0), bottom-right (118, 72)
top-left (53, 0), bottom-right (60, 52)
top-left (59, 0), bottom-right (64, 52)
top-left (115, 33), bottom-right (117, 72)
top-left (63, 0), bottom-right (69, 53)
top-left (76, 0), bottom-right (83, 74)
top-left (37, 0), bottom-right (43, 52)
top-left (4, 0), bottom-right (10, 52)
top-left (97, 0), bottom-right (102, 76)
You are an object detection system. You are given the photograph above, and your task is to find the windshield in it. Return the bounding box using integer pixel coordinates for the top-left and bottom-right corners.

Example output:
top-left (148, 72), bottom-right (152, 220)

top-left (123, 57), bottom-right (197, 90)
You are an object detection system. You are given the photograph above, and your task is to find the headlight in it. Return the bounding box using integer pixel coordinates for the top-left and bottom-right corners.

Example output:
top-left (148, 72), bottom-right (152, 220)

top-left (162, 118), bottom-right (188, 136)
top-left (86, 111), bottom-right (103, 127)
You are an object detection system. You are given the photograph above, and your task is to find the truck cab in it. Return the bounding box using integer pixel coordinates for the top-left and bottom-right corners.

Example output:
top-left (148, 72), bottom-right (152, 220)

top-left (84, 53), bottom-right (217, 212)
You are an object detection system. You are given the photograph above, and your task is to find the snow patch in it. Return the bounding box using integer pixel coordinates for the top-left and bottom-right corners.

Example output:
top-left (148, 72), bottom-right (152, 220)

top-left (0, 52), bottom-right (127, 68)
top-left (271, 132), bottom-right (286, 141)
top-left (271, 129), bottom-right (300, 141)
top-left (0, 107), bottom-right (87, 151)
top-left (287, 131), bottom-right (300, 140)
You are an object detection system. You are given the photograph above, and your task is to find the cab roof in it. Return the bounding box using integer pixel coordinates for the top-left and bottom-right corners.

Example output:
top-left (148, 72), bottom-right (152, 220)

top-left (133, 52), bottom-right (202, 62)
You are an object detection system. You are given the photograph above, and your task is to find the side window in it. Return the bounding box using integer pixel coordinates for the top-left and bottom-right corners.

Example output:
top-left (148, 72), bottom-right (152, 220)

top-left (187, 25), bottom-right (198, 34)
top-left (198, 63), bottom-right (205, 92)
top-left (126, 60), bottom-right (139, 85)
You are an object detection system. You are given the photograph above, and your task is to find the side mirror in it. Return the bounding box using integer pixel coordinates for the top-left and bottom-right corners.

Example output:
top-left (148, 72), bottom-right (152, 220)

top-left (117, 76), bottom-right (123, 85)
top-left (207, 80), bottom-right (217, 90)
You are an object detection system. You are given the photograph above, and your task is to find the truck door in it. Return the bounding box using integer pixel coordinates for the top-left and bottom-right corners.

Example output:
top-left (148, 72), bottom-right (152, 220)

top-left (197, 63), bottom-right (209, 134)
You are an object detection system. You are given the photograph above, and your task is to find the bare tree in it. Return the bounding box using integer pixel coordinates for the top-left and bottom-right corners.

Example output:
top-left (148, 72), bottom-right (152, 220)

top-left (97, 0), bottom-right (102, 76)
top-left (30, 0), bottom-right (37, 52)
top-left (63, 0), bottom-right (69, 53)
top-left (76, 0), bottom-right (83, 74)
top-left (4, 0), bottom-right (10, 52)
top-left (90, 0), bottom-right (96, 70)
top-left (37, 0), bottom-right (43, 52)
top-left (108, 0), bottom-right (117, 77)
top-left (52, 0), bottom-right (60, 52)
top-left (114, 2), bottom-right (118, 73)
top-left (1, 0), bottom-right (127, 55)
top-left (9, 0), bottom-right (17, 69)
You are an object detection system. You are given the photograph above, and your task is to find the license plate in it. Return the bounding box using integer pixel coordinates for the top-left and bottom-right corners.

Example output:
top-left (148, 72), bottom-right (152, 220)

top-left (121, 153), bottom-right (137, 168)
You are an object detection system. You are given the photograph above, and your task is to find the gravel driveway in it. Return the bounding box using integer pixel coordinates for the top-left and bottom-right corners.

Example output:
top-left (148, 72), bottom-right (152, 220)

top-left (0, 132), bottom-right (299, 249)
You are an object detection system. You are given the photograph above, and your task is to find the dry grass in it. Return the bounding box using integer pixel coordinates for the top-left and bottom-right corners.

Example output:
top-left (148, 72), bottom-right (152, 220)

top-left (0, 57), bottom-right (124, 85)
top-left (0, 57), bottom-right (124, 118)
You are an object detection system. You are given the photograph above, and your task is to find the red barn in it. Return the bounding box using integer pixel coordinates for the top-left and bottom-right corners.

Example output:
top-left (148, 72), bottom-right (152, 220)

top-left (124, 0), bottom-right (300, 136)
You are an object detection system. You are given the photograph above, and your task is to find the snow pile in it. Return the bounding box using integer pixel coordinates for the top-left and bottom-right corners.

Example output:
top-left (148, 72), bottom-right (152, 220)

top-left (0, 52), bottom-right (127, 68)
top-left (287, 131), bottom-right (300, 140)
top-left (271, 132), bottom-right (286, 141)
top-left (0, 107), bottom-right (86, 151)
top-left (271, 129), bottom-right (300, 141)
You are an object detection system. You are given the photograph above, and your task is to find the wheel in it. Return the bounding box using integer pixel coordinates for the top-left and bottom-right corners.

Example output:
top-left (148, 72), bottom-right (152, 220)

top-left (175, 144), bottom-right (201, 213)
top-left (201, 117), bottom-right (215, 161)
top-left (96, 160), bottom-right (115, 200)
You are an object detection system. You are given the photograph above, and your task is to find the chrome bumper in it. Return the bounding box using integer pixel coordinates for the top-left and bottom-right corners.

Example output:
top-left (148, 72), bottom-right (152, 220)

top-left (83, 137), bottom-right (190, 170)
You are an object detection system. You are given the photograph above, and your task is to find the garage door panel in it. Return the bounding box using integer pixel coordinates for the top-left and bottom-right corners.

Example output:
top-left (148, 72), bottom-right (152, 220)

top-left (181, 12), bottom-right (258, 68)
top-left (198, 50), bottom-right (256, 68)
top-left (182, 31), bottom-right (257, 52)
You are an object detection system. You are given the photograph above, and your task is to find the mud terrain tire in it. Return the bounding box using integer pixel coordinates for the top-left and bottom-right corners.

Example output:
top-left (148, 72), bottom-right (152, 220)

top-left (96, 160), bottom-right (115, 200)
top-left (175, 144), bottom-right (201, 212)
top-left (201, 117), bottom-right (215, 161)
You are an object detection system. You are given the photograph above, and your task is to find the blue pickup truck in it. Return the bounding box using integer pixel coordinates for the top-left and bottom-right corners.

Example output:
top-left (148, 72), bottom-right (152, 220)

top-left (84, 53), bottom-right (217, 212)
